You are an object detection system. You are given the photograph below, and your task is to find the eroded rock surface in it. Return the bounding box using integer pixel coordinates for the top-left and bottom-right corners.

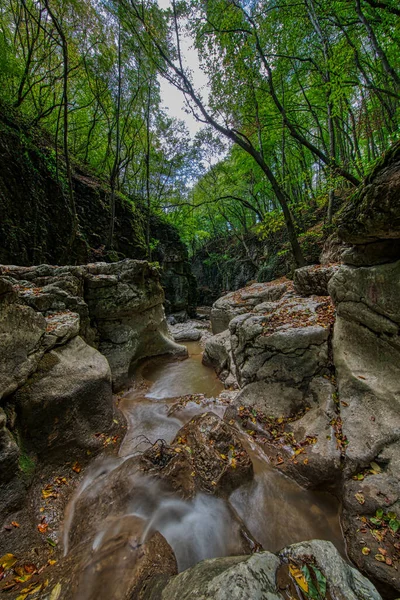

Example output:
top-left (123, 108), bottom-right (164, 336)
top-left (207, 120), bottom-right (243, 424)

top-left (293, 263), bottom-right (340, 296)
top-left (145, 540), bottom-right (381, 600)
top-left (141, 412), bottom-right (253, 498)
top-left (210, 279), bottom-right (292, 334)
top-left (0, 259), bottom-right (185, 523)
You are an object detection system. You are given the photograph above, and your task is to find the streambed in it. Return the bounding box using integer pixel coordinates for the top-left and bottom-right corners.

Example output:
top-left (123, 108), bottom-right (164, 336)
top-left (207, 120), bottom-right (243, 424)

top-left (63, 341), bottom-right (345, 596)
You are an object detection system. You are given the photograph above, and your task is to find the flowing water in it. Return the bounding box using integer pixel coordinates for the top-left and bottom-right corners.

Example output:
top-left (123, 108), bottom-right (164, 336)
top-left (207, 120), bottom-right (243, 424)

top-left (63, 341), bottom-right (345, 597)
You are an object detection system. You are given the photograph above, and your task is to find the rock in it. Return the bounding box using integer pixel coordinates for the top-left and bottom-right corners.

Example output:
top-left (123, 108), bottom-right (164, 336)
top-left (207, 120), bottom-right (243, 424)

top-left (140, 412), bottom-right (253, 498)
top-left (331, 317), bottom-right (400, 471)
top-left (0, 260), bottom-right (187, 389)
top-left (210, 279), bottom-right (293, 334)
top-left (45, 516), bottom-right (177, 600)
top-left (202, 330), bottom-right (236, 383)
top-left (173, 329), bottom-right (201, 342)
top-left (293, 263), bottom-right (340, 296)
top-left (282, 377), bottom-right (342, 487)
top-left (15, 336), bottom-right (113, 458)
top-left (0, 407), bottom-right (25, 517)
top-left (0, 280), bottom-right (47, 400)
top-left (229, 295), bottom-right (332, 390)
top-left (329, 258), bottom-right (400, 597)
top-left (342, 239), bottom-right (400, 266)
top-left (320, 232), bottom-right (349, 264)
top-left (146, 540), bottom-right (381, 600)
top-left (280, 540), bottom-right (382, 600)
top-left (337, 141), bottom-right (400, 245)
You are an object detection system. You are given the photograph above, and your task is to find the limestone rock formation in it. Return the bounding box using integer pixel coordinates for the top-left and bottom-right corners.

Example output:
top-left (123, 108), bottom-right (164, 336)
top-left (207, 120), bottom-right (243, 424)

top-left (293, 263), bottom-right (340, 296)
top-left (210, 279), bottom-right (292, 334)
top-left (145, 540), bottom-right (381, 600)
top-left (15, 336), bottom-right (113, 459)
top-left (0, 258), bottom-right (185, 522)
top-left (0, 259), bottom-right (186, 388)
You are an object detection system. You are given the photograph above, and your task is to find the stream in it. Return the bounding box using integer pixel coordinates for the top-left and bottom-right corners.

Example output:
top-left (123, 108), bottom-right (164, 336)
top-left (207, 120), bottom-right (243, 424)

top-left (62, 341), bottom-right (345, 596)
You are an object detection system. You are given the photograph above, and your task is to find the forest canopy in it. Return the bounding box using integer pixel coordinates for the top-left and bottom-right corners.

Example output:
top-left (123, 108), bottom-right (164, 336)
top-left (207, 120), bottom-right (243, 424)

top-left (0, 0), bottom-right (399, 264)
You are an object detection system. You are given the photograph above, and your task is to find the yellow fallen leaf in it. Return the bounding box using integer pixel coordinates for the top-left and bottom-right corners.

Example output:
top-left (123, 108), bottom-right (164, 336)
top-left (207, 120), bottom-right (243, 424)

top-left (0, 553), bottom-right (17, 570)
top-left (355, 492), bottom-right (365, 505)
top-left (49, 583), bottom-right (62, 600)
top-left (370, 461), bottom-right (381, 474)
top-left (362, 547), bottom-right (371, 555)
top-left (289, 564), bottom-right (308, 593)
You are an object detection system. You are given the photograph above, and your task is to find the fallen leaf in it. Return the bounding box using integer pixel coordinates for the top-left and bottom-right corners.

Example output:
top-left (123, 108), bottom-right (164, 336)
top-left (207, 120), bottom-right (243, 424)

top-left (375, 553), bottom-right (386, 562)
top-left (37, 523), bottom-right (48, 534)
top-left (385, 557), bottom-right (393, 566)
top-left (11, 521), bottom-right (20, 528)
top-left (355, 492), bottom-right (365, 505)
top-left (362, 547), bottom-right (371, 555)
top-left (48, 560), bottom-right (57, 566)
top-left (289, 564), bottom-right (308, 593)
top-left (378, 547), bottom-right (387, 556)
top-left (72, 462), bottom-right (81, 473)
top-left (49, 582), bottom-right (62, 600)
top-left (370, 462), bottom-right (382, 474)
top-left (0, 553), bottom-right (17, 570)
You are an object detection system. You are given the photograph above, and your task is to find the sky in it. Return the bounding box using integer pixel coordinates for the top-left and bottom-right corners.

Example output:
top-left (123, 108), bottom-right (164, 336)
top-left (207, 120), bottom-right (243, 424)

top-left (157, 0), bottom-right (209, 138)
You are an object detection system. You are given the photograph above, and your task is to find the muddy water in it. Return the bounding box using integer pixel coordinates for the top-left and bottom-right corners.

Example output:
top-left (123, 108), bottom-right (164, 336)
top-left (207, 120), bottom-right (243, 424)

top-left (63, 341), bottom-right (345, 590)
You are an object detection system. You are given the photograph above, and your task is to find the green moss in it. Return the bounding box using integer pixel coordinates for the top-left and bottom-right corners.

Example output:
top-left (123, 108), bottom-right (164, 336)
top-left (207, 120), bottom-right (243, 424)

top-left (19, 453), bottom-right (36, 475)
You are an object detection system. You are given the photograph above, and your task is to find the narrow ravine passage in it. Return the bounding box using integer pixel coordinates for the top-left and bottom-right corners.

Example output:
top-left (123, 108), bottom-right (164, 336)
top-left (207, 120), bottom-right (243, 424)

top-left (61, 342), bottom-right (346, 597)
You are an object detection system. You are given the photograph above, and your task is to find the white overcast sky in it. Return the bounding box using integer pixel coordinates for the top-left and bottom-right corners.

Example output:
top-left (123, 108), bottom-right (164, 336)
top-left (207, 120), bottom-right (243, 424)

top-left (157, 0), bottom-right (208, 137)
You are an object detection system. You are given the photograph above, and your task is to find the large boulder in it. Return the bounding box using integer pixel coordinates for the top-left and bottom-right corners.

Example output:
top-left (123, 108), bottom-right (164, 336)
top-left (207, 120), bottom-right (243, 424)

top-left (210, 279), bottom-right (292, 334)
top-left (145, 540), bottom-right (381, 600)
top-left (14, 336), bottom-right (113, 458)
top-left (230, 295), bottom-right (333, 391)
top-left (141, 412), bottom-right (253, 498)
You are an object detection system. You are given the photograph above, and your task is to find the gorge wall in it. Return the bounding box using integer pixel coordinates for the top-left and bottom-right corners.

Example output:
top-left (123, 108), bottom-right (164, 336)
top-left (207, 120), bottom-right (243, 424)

top-left (202, 141), bottom-right (400, 598)
top-left (0, 110), bottom-right (195, 316)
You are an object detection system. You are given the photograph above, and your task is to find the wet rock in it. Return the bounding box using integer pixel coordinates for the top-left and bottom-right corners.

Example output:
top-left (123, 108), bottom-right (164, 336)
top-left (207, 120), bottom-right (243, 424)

top-left (15, 336), bottom-right (113, 459)
top-left (210, 279), bottom-right (292, 334)
top-left (146, 540), bottom-right (381, 600)
top-left (141, 412), bottom-right (253, 498)
top-left (293, 263), bottom-right (340, 296)
top-left (46, 516), bottom-right (177, 600)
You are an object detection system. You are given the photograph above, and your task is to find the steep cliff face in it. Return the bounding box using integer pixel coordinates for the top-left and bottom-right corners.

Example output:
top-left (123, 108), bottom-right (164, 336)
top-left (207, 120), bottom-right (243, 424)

top-left (0, 112), bottom-right (195, 315)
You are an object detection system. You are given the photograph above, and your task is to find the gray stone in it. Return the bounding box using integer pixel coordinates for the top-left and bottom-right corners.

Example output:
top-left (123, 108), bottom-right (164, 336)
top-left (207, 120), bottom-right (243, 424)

top-left (281, 540), bottom-right (382, 600)
top-left (332, 316), bottom-right (400, 471)
top-left (293, 263), bottom-right (340, 296)
top-left (211, 280), bottom-right (292, 334)
top-left (15, 336), bottom-right (114, 458)
top-left (150, 540), bottom-right (381, 600)
top-left (0, 283), bottom-right (47, 400)
top-left (172, 329), bottom-right (201, 342)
